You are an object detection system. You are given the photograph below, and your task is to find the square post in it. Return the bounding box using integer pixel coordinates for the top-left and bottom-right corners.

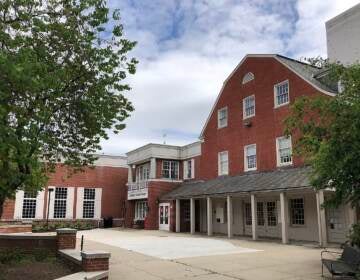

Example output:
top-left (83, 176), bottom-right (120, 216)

top-left (227, 196), bottom-right (233, 238)
top-left (176, 199), bottom-right (180, 233)
top-left (316, 190), bottom-right (327, 247)
top-left (190, 198), bottom-right (195, 234)
top-left (251, 194), bottom-right (257, 240)
top-left (280, 192), bottom-right (289, 244)
top-left (207, 197), bottom-right (213, 236)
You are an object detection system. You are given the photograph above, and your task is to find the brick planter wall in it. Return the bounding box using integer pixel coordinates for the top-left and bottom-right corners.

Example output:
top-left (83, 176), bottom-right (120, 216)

top-left (0, 224), bottom-right (32, 233)
top-left (56, 228), bottom-right (77, 250)
top-left (81, 251), bottom-right (110, 272)
top-left (0, 234), bottom-right (57, 253)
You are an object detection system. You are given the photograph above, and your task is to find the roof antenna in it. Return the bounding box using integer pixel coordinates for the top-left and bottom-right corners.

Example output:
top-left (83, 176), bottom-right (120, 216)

top-left (162, 133), bottom-right (167, 145)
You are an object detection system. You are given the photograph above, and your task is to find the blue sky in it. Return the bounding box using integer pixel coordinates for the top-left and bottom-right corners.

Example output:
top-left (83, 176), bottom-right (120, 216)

top-left (100, 0), bottom-right (359, 155)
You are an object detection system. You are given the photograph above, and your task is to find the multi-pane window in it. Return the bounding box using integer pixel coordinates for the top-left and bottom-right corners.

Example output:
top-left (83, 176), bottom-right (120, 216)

top-left (83, 188), bottom-right (95, 219)
top-left (267, 201), bottom-right (277, 226)
top-left (22, 191), bottom-right (37, 219)
top-left (290, 198), bottom-right (305, 225)
top-left (218, 151), bottom-right (229, 176)
top-left (162, 160), bottom-right (179, 179)
top-left (257, 202), bottom-right (265, 226)
top-left (244, 144), bottom-right (257, 171)
top-left (217, 107), bottom-right (228, 128)
top-left (138, 164), bottom-right (150, 181)
top-left (243, 95), bottom-right (255, 119)
top-left (135, 201), bottom-right (147, 220)
top-left (277, 136), bottom-right (292, 166)
top-left (274, 81), bottom-right (289, 107)
top-left (54, 187), bottom-right (67, 218)
top-left (245, 203), bottom-right (252, 225)
top-left (185, 160), bottom-right (192, 179)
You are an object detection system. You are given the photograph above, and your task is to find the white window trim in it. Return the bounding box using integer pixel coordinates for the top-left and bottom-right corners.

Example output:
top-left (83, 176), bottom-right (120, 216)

top-left (218, 151), bottom-right (229, 176)
top-left (162, 160), bottom-right (179, 180)
top-left (276, 136), bottom-right (293, 167)
top-left (244, 144), bottom-right (257, 172)
top-left (274, 80), bottom-right (290, 108)
top-left (183, 159), bottom-right (195, 180)
top-left (243, 95), bottom-right (255, 119)
top-left (217, 107), bottom-right (228, 129)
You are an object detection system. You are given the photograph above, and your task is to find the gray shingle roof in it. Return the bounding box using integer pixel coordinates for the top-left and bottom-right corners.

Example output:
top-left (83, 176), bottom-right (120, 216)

top-left (276, 55), bottom-right (338, 94)
top-left (162, 166), bottom-right (312, 199)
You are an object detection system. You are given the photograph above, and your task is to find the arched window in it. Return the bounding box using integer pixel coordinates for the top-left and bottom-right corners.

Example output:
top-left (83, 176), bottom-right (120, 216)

top-left (242, 72), bottom-right (254, 84)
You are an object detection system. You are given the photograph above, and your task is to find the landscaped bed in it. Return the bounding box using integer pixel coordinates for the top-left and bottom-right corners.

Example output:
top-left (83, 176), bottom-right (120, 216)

top-left (0, 248), bottom-right (75, 280)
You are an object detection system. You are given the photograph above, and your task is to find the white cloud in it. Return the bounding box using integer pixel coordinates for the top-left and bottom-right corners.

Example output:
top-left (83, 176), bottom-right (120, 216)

top-left (100, 0), bottom-right (359, 155)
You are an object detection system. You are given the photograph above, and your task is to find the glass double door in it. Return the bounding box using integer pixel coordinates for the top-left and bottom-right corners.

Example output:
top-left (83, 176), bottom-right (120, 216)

top-left (256, 201), bottom-right (279, 238)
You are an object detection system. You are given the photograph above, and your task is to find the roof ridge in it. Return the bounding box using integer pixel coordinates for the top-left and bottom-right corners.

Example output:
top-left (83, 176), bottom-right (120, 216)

top-left (275, 54), bottom-right (322, 69)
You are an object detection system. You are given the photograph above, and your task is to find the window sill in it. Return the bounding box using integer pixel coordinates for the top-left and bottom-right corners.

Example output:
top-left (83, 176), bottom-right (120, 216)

top-left (244, 168), bottom-right (257, 172)
top-left (274, 102), bottom-right (289, 109)
top-left (277, 162), bottom-right (293, 168)
top-left (243, 115), bottom-right (255, 120)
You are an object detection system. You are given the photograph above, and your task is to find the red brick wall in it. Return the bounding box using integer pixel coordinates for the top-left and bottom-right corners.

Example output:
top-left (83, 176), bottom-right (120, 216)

top-left (2, 164), bottom-right (128, 220)
top-left (1, 199), bottom-right (15, 220)
top-left (124, 200), bottom-right (135, 227)
top-left (0, 235), bottom-right (57, 253)
top-left (199, 57), bottom-right (327, 180)
top-left (144, 181), bottom-right (180, 230)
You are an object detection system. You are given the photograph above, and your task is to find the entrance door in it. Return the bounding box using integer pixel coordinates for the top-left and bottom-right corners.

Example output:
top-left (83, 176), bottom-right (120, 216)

top-left (327, 206), bottom-right (347, 243)
top-left (159, 203), bottom-right (170, 231)
top-left (256, 201), bottom-right (280, 238)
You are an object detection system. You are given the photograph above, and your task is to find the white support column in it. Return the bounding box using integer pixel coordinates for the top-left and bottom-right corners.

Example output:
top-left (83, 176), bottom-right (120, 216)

top-left (190, 198), bottom-right (195, 234)
top-left (316, 190), bottom-right (327, 247)
top-left (280, 192), bottom-right (289, 244)
top-left (227, 196), bottom-right (233, 238)
top-left (176, 199), bottom-right (181, 233)
top-left (251, 194), bottom-right (257, 241)
top-left (150, 158), bottom-right (156, 179)
top-left (127, 165), bottom-right (133, 183)
top-left (207, 197), bottom-right (213, 236)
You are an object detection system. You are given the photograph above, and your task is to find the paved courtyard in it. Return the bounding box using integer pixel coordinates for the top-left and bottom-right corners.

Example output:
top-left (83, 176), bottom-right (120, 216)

top-left (77, 228), bottom-right (336, 280)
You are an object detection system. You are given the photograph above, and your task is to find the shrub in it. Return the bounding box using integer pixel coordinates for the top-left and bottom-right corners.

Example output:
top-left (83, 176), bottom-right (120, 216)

top-left (0, 248), bottom-right (25, 264)
top-left (33, 248), bottom-right (52, 262)
top-left (349, 223), bottom-right (360, 248)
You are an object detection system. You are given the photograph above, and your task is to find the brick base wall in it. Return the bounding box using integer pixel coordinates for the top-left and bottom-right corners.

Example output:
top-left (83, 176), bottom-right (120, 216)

top-left (82, 258), bottom-right (109, 272)
top-left (0, 235), bottom-right (57, 253)
top-left (0, 225), bottom-right (32, 234)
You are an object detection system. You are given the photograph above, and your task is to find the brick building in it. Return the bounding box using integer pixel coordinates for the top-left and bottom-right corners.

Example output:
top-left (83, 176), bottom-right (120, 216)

top-left (1, 155), bottom-right (128, 226)
top-left (126, 54), bottom-right (358, 246)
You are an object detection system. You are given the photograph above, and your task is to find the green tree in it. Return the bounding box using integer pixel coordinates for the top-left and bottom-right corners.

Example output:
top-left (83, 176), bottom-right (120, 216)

top-left (285, 62), bottom-right (360, 207)
top-left (0, 0), bottom-right (137, 216)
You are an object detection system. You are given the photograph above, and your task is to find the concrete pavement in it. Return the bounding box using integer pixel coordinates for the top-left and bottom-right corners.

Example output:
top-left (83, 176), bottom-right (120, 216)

top-left (76, 228), bottom-right (335, 280)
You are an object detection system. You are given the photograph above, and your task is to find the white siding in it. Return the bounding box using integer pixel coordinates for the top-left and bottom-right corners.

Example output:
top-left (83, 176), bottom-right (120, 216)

top-left (94, 188), bottom-right (102, 219)
top-left (13, 191), bottom-right (24, 219)
top-left (35, 190), bottom-right (45, 219)
top-left (76, 187), bottom-right (84, 219)
top-left (65, 187), bottom-right (74, 219)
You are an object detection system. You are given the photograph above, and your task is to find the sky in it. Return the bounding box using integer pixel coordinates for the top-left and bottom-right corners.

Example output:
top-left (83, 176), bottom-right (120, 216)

top-left (100, 0), bottom-right (360, 155)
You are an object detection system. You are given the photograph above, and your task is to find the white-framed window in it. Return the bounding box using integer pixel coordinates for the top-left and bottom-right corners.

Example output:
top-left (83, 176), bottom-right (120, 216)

top-left (54, 187), bottom-right (67, 218)
top-left (274, 80), bottom-right (289, 107)
top-left (276, 136), bottom-right (293, 166)
top-left (218, 151), bottom-right (229, 176)
top-left (245, 203), bottom-right (252, 225)
top-left (243, 95), bottom-right (255, 119)
top-left (83, 188), bottom-right (95, 219)
top-left (217, 107), bottom-right (228, 128)
top-left (138, 164), bottom-right (150, 181)
top-left (134, 201), bottom-right (147, 220)
top-left (22, 191), bottom-right (37, 219)
top-left (184, 159), bottom-right (194, 179)
top-left (257, 202), bottom-right (265, 226)
top-left (242, 72), bottom-right (255, 84)
top-left (266, 201), bottom-right (277, 226)
top-left (244, 144), bottom-right (257, 171)
top-left (162, 160), bottom-right (179, 179)
top-left (290, 198), bottom-right (305, 226)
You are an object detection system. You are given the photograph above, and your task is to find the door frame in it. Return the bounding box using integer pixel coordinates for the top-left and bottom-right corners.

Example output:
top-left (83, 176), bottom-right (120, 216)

top-left (159, 203), bottom-right (170, 231)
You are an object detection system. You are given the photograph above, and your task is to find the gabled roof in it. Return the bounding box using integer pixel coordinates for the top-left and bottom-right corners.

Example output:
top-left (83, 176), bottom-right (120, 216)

top-left (199, 54), bottom-right (337, 138)
top-left (161, 166), bottom-right (312, 199)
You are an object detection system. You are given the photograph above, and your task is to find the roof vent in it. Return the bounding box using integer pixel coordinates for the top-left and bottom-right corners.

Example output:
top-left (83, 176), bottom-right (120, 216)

top-left (242, 72), bottom-right (255, 84)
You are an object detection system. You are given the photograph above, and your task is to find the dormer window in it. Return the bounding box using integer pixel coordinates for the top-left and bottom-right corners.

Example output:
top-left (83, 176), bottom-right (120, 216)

top-left (242, 72), bottom-right (255, 84)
